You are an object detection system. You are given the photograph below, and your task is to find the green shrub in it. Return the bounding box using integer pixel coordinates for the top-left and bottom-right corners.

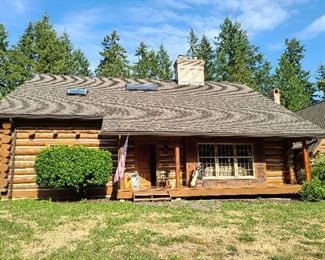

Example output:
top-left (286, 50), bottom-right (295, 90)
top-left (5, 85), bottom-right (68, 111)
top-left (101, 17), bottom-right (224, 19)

top-left (300, 154), bottom-right (325, 201)
top-left (35, 145), bottom-right (112, 195)
top-left (300, 177), bottom-right (325, 201)
top-left (310, 154), bottom-right (325, 183)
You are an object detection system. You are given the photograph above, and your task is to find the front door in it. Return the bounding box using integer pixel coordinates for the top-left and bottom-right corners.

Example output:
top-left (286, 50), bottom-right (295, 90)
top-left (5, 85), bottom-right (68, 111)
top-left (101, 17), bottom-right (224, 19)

top-left (136, 144), bottom-right (156, 187)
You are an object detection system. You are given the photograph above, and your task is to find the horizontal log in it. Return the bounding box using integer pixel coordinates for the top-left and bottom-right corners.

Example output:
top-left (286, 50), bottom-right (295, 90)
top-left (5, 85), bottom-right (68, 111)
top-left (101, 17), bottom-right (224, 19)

top-left (16, 133), bottom-right (100, 139)
top-left (15, 139), bottom-right (118, 147)
top-left (17, 129), bottom-right (101, 134)
top-left (15, 168), bottom-right (35, 175)
top-left (13, 175), bottom-right (36, 184)
top-left (266, 171), bottom-right (285, 177)
top-left (15, 156), bottom-right (36, 161)
top-left (13, 183), bottom-right (38, 189)
top-left (266, 177), bottom-right (285, 184)
top-left (2, 122), bottom-right (11, 129)
top-left (11, 161), bottom-right (34, 169)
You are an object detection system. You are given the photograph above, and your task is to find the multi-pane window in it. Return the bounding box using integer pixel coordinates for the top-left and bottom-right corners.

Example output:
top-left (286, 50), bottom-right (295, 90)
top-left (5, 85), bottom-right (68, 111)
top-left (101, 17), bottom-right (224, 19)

top-left (197, 144), bottom-right (216, 177)
top-left (217, 144), bottom-right (235, 177)
top-left (197, 143), bottom-right (254, 178)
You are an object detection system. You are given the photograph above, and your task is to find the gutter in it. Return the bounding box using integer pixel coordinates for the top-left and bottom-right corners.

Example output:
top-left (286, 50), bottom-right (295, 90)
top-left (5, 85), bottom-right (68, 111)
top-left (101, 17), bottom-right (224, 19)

top-left (8, 118), bottom-right (17, 200)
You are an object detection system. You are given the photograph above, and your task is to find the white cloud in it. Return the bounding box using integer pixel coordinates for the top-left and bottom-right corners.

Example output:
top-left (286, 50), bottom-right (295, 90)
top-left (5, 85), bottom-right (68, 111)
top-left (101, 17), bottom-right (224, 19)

top-left (297, 15), bottom-right (325, 40)
top-left (53, 0), bottom-right (306, 73)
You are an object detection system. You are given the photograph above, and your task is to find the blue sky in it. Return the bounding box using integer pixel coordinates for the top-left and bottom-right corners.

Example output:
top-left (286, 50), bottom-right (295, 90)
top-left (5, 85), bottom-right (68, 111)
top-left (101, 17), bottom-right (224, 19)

top-left (0, 0), bottom-right (324, 80)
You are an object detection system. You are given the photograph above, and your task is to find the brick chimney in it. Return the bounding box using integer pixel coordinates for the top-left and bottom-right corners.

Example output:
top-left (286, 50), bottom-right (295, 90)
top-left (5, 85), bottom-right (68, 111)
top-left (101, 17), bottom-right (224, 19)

top-left (174, 55), bottom-right (205, 86)
top-left (272, 88), bottom-right (281, 105)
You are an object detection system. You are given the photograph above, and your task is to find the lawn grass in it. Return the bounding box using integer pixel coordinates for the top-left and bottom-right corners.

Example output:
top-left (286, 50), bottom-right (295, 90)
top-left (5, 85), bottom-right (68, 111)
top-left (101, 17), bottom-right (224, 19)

top-left (0, 199), bottom-right (324, 259)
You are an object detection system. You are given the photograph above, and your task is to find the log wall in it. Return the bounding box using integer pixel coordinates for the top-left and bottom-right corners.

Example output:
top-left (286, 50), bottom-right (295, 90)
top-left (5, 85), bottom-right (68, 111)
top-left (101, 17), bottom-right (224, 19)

top-left (1, 119), bottom-right (297, 199)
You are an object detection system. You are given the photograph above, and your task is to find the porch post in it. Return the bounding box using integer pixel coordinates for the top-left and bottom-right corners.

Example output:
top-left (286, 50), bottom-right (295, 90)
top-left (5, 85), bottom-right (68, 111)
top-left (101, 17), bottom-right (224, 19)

top-left (175, 143), bottom-right (181, 188)
top-left (302, 140), bottom-right (311, 183)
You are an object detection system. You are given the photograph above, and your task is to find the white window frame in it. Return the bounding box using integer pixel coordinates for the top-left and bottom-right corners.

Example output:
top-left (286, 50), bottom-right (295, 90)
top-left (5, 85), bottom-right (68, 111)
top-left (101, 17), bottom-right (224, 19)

top-left (197, 143), bottom-right (255, 179)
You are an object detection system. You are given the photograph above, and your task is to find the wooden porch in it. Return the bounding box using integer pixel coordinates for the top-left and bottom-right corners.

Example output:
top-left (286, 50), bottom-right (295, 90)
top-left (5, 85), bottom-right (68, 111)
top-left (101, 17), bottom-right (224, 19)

top-left (117, 184), bottom-right (302, 201)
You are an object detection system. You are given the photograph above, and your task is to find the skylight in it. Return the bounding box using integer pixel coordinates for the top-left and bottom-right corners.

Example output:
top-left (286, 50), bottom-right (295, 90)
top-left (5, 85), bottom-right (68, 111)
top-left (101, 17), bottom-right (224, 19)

top-left (126, 83), bottom-right (158, 91)
top-left (66, 88), bottom-right (88, 96)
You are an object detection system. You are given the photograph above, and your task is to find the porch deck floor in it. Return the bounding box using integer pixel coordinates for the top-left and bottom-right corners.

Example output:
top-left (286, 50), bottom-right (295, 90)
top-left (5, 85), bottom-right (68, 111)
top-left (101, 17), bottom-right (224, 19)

top-left (117, 184), bottom-right (302, 200)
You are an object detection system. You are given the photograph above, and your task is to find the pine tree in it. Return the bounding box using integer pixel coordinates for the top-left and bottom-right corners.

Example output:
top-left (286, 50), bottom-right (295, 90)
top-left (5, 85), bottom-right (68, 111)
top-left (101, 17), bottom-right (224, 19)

top-left (316, 64), bottom-right (325, 96)
top-left (133, 42), bottom-right (157, 79)
top-left (0, 24), bottom-right (8, 52)
top-left (71, 49), bottom-right (91, 76)
top-left (96, 31), bottom-right (129, 77)
top-left (274, 38), bottom-right (312, 111)
top-left (186, 28), bottom-right (199, 58)
top-left (32, 14), bottom-right (69, 74)
top-left (0, 24), bottom-right (9, 97)
top-left (215, 18), bottom-right (271, 93)
top-left (0, 24), bottom-right (31, 98)
top-left (197, 35), bottom-right (214, 80)
top-left (156, 44), bottom-right (172, 80)
top-left (59, 32), bottom-right (90, 76)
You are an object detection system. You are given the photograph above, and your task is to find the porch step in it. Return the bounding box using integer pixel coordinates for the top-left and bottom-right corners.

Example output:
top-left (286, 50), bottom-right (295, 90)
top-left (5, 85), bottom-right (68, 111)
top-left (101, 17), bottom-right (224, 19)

top-left (133, 190), bottom-right (171, 202)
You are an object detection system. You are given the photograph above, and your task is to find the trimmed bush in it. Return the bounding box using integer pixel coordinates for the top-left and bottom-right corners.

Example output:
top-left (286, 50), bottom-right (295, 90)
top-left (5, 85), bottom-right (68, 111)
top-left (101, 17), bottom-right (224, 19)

top-left (35, 145), bottom-right (112, 195)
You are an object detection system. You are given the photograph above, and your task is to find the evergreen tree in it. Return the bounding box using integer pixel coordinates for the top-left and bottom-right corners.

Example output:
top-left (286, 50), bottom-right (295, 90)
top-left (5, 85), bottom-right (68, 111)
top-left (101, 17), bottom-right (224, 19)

top-left (186, 28), bottom-right (199, 58)
top-left (59, 32), bottom-right (90, 76)
top-left (197, 35), bottom-right (214, 81)
top-left (0, 24), bottom-right (9, 97)
top-left (133, 42), bottom-right (158, 79)
top-left (0, 24), bottom-right (30, 98)
top-left (96, 31), bottom-right (129, 77)
top-left (156, 44), bottom-right (172, 80)
top-left (15, 14), bottom-right (90, 76)
top-left (274, 38), bottom-right (312, 110)
top-left (316, 64), bottom-right (325, 97)
top-left (215, 18), bottom-right (271, 94)
top-left (0, 24), bottom-right (8, 51)
top-left (1, 14), bottom-right (90, 98)
top-left (32, 14), bottom-right (70, 74)
top-left (71, 49), bottom-right (91, 76)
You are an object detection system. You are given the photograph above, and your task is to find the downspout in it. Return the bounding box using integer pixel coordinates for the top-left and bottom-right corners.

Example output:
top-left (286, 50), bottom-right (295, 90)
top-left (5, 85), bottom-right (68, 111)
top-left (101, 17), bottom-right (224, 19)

top-left (8, 118), bottom-right (17, 200)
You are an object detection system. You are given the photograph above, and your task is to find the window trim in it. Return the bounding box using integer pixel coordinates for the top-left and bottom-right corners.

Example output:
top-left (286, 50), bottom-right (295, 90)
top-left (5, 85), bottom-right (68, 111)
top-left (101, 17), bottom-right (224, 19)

top-left (197, 143), bottom-right (255, 179)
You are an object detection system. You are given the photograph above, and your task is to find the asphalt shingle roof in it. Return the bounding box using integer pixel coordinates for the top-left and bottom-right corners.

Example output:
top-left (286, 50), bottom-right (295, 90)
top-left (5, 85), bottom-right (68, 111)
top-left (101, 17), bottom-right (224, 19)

top-left (0, 74), bottom-right (324, 138)
top-left (296, 101), bottom-right (325, 130)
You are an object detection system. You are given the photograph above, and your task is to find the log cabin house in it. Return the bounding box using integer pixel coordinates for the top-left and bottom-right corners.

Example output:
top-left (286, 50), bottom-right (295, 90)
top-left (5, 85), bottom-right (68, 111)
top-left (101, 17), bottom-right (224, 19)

top-left (0, 56), bottom-right (325, 200)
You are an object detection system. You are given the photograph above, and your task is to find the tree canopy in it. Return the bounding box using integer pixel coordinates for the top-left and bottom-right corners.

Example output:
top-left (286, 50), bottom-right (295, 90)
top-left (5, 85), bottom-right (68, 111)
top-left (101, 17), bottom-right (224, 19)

top-left (273, 38), bottom-right (312, 110)
top-left (0, 14), bottom-right (90, 98)
top-left (214, 18), bottom-right (272, 94)
top-left (96, 30), bottom-right (129, 77)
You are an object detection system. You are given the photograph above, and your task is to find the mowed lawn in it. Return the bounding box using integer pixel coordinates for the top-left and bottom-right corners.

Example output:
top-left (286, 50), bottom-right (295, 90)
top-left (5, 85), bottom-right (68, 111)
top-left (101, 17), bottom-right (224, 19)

top-left (0, 199), bottom-right (324, 260)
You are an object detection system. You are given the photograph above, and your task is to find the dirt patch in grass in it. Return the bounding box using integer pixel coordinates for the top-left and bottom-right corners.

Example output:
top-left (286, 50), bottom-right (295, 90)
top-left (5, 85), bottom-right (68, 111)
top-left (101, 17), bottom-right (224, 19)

top-left (20, 215), bottom-right (104, 259)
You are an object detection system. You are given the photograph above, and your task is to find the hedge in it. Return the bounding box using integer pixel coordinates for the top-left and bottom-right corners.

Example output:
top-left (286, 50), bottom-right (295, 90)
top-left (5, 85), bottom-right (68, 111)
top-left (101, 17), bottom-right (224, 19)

top-left (35, 145), bottom-right (112, 195)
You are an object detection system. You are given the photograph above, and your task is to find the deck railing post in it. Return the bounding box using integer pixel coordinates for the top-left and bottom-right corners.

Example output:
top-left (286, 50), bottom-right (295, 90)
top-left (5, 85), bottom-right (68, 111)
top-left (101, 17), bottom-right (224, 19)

top-left (302, 140), bottom-right (311, 183)
top-left (175, 143), bottom-right (181, 188)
